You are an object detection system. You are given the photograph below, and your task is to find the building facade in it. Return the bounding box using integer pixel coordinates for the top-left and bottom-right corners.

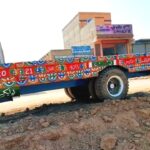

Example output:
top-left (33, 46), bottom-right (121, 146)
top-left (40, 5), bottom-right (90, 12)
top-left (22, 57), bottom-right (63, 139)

top-left (132, 39), bottom-right (150, 54)
top-left (63, 12), bottom-right (133, 57)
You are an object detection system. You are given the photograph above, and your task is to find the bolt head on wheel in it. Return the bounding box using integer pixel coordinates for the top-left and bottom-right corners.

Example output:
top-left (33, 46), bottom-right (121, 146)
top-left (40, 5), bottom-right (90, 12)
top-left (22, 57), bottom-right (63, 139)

top-left (107, 76), bottom-right (124, 97)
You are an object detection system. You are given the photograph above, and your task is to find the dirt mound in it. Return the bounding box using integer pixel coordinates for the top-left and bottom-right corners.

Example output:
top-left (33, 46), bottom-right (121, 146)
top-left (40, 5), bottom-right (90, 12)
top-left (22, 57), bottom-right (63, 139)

top-left (0, 96), bottom-right (150, 150)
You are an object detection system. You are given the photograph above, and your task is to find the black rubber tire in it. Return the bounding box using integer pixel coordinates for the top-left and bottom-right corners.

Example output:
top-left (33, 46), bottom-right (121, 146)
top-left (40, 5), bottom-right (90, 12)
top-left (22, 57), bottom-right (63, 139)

top-left (69, 85), bottom-right (90, 100)
top-left (95, 68), bottom-right (128, 100)
top-left (64, 88), bottom-right (70, 97)
top-left (64, 88), bottom-right (74, 99)
top-left (88, 78), bottom-right (103, 102)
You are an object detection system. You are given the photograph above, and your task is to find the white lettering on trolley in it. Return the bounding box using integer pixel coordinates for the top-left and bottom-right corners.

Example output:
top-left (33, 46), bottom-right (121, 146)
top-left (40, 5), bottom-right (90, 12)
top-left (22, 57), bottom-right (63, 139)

top-left (0, 70), bottom-right (7, 77)
top-left (25, 68), bottom-right (33, 75)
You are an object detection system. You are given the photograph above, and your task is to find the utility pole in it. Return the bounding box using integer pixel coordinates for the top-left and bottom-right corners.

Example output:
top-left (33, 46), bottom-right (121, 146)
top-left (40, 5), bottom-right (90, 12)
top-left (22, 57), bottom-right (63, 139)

top-left (0, 42), bottom-right (5, 64)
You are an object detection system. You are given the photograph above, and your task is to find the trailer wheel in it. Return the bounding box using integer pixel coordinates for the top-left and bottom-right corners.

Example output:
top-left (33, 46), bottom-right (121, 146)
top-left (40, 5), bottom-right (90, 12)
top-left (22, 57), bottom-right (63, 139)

top-left (88, 78), bottom-right (103, 102)
top-left (95, 68), bottom-right (128, 100)
top-left (64, 88), bottom-right (74, 100)
top-left (69, 85), bottom-right (90, 101)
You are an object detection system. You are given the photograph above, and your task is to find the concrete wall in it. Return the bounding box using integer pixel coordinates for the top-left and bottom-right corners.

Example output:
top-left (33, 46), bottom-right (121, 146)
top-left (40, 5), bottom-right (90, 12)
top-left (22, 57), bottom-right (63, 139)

top-left (63, 12), bottom-right (111, 49)
top-left (80, 20), bottom-right (96, 48)
top-left (63, 15), bottom-right (81, 49)
top-left (41, 49), bottom-right (72, 61)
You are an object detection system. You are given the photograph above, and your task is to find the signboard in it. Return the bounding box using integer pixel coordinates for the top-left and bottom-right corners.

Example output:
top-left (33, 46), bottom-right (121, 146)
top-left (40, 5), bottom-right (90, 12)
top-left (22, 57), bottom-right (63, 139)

top-left (71, 46), bottom-right (92, 55)
top-left (96, 24), bottom-right (133, 34)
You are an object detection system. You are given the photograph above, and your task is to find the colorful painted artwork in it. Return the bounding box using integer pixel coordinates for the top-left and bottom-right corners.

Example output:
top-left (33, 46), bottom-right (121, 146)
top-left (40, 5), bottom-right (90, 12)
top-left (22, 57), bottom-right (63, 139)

top-left (1, 54), bottom-right (150, 98)
top-left (0, 87), bottom-right (20, 98)
top-left (96, 24), bottom-right (133, 34)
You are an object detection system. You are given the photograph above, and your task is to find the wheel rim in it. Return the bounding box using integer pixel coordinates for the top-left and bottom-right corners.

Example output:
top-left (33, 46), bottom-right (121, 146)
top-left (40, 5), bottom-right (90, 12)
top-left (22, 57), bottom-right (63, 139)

top-left (107, 75), bottom-right (124, 97)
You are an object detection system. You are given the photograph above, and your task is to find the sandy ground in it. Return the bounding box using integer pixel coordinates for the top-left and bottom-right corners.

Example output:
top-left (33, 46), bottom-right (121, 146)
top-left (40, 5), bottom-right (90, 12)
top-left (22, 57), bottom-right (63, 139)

top-left (1, 77), bottom-right (150, 150)
top-left (1, 89), bottom-right (150, 150)
top-left (0, 77), bottom-right (150, 115)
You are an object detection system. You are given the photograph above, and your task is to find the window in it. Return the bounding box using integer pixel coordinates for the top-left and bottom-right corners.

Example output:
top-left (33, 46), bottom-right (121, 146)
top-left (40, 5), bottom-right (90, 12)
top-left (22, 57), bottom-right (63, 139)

top-left (116, 44), bottom-right (127, 55)
top-left (103, 47), bottom-right (115, 56)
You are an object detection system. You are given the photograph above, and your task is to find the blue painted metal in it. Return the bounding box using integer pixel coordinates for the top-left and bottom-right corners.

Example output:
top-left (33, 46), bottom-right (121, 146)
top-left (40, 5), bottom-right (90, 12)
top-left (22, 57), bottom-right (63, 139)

top-left (20, 79), bottom-right (89, 95)
top-left (0, 97), bottom-right (13, 103)
top-left (128, 71), bottom-right (150, 78)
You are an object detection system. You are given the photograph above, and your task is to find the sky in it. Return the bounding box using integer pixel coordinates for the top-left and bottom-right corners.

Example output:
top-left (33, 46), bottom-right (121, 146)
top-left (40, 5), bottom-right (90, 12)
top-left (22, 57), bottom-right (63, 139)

top-left (0, 0), bottom-right (149, 63)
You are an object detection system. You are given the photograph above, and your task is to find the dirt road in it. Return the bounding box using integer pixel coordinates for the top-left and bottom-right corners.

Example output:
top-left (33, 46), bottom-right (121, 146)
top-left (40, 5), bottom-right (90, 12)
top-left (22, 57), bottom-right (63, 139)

top-left (0, 77), bottom-right (150, 150)
top-left (0, 91), bottom-right (150, 149)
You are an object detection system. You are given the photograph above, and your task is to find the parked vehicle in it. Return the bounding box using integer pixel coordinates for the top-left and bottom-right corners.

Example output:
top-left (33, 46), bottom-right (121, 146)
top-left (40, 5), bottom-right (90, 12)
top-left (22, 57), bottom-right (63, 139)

top-left (0, 12), bottom-right (149, 102)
